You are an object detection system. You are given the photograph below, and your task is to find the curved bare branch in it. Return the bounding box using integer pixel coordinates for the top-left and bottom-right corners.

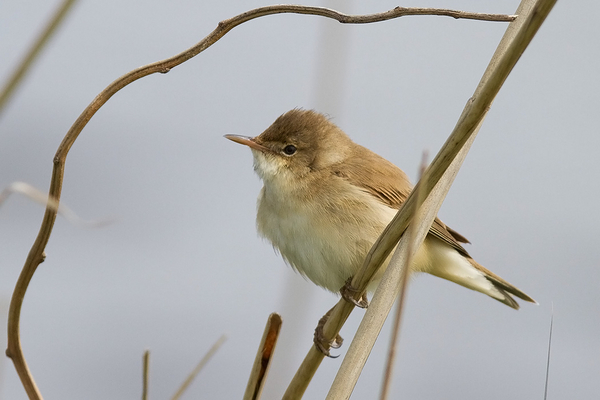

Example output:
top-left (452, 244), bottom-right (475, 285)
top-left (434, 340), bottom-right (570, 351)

top-left (6, 4), bottom-right (516, 399)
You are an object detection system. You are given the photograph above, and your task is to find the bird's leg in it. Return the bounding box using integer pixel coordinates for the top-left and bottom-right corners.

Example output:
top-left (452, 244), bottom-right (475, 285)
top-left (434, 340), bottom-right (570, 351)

top-left (340, 277), bottom-right (369, 308)
top-left (314, 306), bottom-right (344, 358)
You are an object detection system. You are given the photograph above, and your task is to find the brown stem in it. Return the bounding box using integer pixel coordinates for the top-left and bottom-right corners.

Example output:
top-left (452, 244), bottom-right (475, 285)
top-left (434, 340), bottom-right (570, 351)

top-left (142, 350), bottom-right (150, 400)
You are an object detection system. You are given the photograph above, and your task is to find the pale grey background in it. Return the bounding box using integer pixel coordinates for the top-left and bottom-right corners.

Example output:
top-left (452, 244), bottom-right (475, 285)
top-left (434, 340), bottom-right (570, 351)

top-left (1, 0), bottom-right (598, 399)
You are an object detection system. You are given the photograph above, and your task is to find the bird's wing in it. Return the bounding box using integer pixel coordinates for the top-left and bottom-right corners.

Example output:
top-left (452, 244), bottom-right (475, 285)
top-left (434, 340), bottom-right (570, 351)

top-left (332, 146), bottom-right (412, 208)
top-left (333, 147), bottom-right (471, 257)
top-left (429, 218), bottom-right (471, 257)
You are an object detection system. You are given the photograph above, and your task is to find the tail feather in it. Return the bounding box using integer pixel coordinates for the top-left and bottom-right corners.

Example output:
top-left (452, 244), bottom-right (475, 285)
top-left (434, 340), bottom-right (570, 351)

top-left (422, 236), bottom-right (536, 309)
top-left (468, 258), bottom-right (537, 305)
top-left (488, 286), bottom-right (520, 309)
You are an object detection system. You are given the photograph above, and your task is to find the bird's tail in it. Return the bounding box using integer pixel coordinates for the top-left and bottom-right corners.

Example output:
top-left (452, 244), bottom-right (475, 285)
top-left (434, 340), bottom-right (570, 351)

top-left (424, 237), bottom-right (536, 309)
top-left (466, 258), bottom-right (537, 309)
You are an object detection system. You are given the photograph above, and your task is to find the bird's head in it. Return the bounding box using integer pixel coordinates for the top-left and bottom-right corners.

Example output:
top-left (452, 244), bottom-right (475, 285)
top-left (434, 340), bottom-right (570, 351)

top-left (225, 109), bottom-right (353, 183)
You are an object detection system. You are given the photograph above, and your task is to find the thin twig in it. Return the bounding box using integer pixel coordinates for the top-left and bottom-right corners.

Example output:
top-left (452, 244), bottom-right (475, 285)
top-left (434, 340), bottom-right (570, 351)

top-left (226, 5), bottom-right (516, 25)
top-left (142, 350), bottom-right (150, 400)
top-left (243, 313), bottom-right (283, 400)
top-left (0, 182), bottom-right (113, 227)
top-left (285, 1), bottom-right (556, 398)
top-left (544, 303), bottom-right (554, 400)
top-left (379, 152), bottom-right (428, 400)
top-left (0, 0), bottom-right (79, 117)
top-left (170, 335), bottom-right (227, 400)
top-left (6, 4), bottom-right (519, 399)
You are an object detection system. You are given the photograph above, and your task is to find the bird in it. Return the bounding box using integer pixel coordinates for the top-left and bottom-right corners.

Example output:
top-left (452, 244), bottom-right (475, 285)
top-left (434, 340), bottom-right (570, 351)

top-left (225, 108), bottom-right (535, 310)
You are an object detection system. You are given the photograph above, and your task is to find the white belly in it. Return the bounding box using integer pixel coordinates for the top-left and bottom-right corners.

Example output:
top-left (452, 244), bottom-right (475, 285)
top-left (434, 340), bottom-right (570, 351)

top-left (256, 184), bottom-right (398, 292)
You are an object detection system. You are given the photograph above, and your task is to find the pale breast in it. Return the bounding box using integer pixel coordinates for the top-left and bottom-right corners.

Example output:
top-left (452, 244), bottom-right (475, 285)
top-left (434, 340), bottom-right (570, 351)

top-left (256, 179), bottom-right (397, 292)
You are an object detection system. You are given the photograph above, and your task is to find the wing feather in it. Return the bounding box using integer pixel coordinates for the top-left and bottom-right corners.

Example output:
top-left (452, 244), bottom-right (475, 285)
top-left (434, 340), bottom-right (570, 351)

top-left (332, 146), bottom-right (471, 257)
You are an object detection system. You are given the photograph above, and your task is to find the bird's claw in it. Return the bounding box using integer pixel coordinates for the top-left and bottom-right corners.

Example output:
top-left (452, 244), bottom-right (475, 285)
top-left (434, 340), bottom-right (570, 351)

top-left (313, 311), bottom-right (344, 358)
top-left (340, 277), bottom-right (369, 308)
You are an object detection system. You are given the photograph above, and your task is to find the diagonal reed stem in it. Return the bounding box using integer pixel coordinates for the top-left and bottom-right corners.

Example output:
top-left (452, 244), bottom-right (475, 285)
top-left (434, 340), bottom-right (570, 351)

top-left (284, 0), bottom-right (556, 398)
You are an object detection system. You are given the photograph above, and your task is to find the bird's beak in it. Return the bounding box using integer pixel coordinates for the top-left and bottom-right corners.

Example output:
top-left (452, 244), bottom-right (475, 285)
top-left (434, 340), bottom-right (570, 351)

top-left (224, 134), bottom-right (272, 153)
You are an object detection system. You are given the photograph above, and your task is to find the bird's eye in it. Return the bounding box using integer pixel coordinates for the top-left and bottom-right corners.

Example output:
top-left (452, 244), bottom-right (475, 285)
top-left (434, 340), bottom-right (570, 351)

top-left (283, 145), bottom-right (297, 156)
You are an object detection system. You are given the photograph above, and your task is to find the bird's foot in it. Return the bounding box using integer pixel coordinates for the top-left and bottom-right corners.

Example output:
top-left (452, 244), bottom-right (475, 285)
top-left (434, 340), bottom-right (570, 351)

top-left (313, 310), bottom-right (344, 358)
top-left (340, 277), bottom-right (369, 308)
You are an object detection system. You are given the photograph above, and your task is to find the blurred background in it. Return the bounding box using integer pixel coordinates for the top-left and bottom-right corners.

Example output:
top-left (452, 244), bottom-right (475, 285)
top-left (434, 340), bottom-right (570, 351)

top-left (1, 0), bottom-right (598, 399)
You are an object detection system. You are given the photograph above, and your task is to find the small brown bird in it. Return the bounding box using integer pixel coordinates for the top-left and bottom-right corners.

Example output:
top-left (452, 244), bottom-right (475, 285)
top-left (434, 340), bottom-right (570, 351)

top-left (226, 109), bottom-right (535, 309)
